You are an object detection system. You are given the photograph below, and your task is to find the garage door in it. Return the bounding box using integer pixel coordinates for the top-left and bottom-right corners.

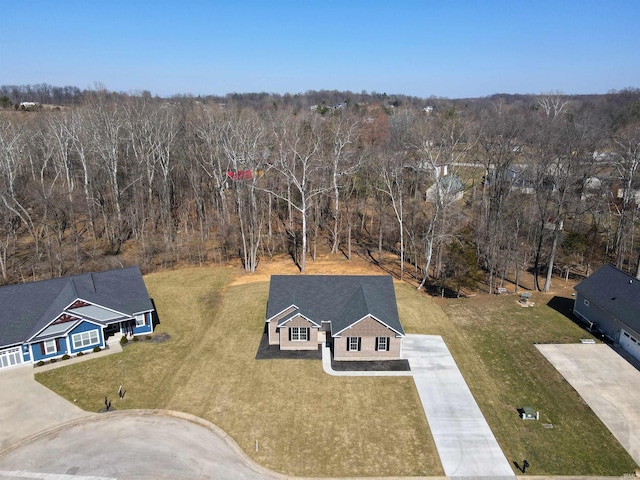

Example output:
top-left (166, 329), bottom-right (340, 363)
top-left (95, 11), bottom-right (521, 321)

top-left (620, 329), bottom-right (640, 361)
top-left (0, 347), bottom-right (23, 369)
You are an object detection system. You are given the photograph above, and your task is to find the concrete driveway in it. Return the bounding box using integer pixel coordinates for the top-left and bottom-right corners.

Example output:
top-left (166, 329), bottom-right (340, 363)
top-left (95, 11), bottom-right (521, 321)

top-left (0, 366), bottom-right (91, 452)
top-left (402, 335), bottom-right (515, 478)
top-left (537, 343), bottom-right (640, 466)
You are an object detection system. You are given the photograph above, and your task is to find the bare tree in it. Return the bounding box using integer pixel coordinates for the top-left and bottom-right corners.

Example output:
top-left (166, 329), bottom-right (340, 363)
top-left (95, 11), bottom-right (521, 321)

top-left (537, 92), bottom-right (571, 118)
top-left (377, 153), bottom-right (407, 279)
top-left (86, 90), bottom-right (129, 254)
top-left (265, 112), bottom-right (330, 272)
top-left (219, 110), bottom-right (267, 272)
top-left (412, 107), bottom-right (475, 289)
top-left (529, 106), bottom-right (598, 291)
top-left (326, 115), bottom-right (359, 255)
top-left (611, 122), bottom-right (640, 274)
top-left (476, 103), bottom-right (525, 293)
top-left (190, 104), bottom-right (232, 228)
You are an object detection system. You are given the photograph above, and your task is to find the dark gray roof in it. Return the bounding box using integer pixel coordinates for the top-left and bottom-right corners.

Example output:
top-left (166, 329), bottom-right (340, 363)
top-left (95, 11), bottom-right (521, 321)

top-left (0, 266), bottom-right (152, 348)
top-left (575, 263), bottom-right (640, 331)
top-left (266, 275), bottom-right (404, 336)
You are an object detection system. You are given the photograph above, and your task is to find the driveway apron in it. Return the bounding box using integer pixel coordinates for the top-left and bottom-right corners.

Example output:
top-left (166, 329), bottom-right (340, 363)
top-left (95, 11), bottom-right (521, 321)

top-left (0, 366), bottom-right (91, 452)
top-left (402, 334), bottom-right (515, 478)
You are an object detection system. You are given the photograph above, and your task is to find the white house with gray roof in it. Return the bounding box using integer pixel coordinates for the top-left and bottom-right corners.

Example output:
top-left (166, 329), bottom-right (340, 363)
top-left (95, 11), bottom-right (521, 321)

top-left (266, 275), bottom-right (405, 361)
top-left (0, 266), bottom-right (154, 370)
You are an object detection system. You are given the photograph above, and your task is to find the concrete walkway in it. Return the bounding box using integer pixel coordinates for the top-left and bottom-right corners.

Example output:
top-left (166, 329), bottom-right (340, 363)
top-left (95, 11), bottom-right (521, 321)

top-left (35, 342), bottom-right (122, 373)
top-left (537, 343), bottom-right (640, 466)
top-left (403, 335), bottom-right (515, 478)
top-left (323, 335), bottom-right (515, 478)
top-left (321, 344), bottom-right (413, 376)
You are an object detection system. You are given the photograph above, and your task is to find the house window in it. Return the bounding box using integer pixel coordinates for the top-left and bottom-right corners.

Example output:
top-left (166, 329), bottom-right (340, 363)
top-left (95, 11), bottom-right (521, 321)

top-left (290, 326), bottom-right (309, 341)
top-left (583, 299), bottom-right (590, 307)
top-left (135, 314), bottom-right (146, 327)
top-left (72, 330), bottom-right (99, 350)
top-left (347, 337), bottom-right (361, 351)
top-left (376, 336), bottom-right (390, 351)
top-left (44, 339), bottom-right (57, 355)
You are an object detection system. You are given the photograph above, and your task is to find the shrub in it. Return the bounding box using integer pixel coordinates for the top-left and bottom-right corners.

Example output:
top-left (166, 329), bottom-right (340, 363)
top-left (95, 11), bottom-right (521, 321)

top-left (93, 346), bottom-right (101, 353)
top-left (61, 354), bottom-right (70, 360)
top-left (49, 358), bottom-right (57, 363)
top-left (76, 351), bottom-right (84, 357)
top-left (132, 336), bottom-right (139, 342)
top-left (146, 335), bottom-right (152, 340)
top-left (120, 336), bottom-right (128, 344)
top-left (36, 360), bottom-right (45, 367)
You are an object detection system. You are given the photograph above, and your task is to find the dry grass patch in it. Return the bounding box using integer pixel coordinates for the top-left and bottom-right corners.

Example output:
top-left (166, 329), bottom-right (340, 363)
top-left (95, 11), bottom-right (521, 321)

top-left (229, 251), bottom-right (387, 286)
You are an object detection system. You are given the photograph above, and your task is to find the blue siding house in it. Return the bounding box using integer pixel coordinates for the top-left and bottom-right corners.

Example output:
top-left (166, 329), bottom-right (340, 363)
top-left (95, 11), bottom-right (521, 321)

top-left (0, 266), bottom-right (154, 370)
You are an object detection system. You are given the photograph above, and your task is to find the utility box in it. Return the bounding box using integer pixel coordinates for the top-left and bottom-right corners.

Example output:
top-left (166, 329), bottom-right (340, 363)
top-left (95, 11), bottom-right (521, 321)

top-left (521, 407), bottom-right (539, 420)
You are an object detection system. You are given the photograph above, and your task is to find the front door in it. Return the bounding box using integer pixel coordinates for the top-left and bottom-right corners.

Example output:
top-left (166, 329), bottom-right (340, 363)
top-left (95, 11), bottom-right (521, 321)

top-left (104, 323), bottom-right (120, 341)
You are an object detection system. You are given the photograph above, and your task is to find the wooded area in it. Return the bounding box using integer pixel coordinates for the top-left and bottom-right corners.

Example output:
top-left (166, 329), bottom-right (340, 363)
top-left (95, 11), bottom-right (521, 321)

top-left (1, 84), bottom-right (640, 294)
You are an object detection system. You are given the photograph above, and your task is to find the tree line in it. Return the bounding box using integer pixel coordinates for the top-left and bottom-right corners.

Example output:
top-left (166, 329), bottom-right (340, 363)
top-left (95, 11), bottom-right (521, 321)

top-left (1, 85), bottom-right (639, 295)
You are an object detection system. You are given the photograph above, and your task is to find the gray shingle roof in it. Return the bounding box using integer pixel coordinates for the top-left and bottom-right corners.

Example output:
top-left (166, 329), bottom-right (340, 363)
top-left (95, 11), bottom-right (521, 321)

top-left (574, 263), bottom-right (640, 332)
top-left (266, 275), bottom-right (404, 336)
top-left (0, 266), bottom-right (152, 348)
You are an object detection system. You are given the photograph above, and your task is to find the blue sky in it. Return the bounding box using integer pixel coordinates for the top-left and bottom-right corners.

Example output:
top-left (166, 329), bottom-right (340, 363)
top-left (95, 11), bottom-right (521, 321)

top-left (1, 0), bottom-right (638, 98)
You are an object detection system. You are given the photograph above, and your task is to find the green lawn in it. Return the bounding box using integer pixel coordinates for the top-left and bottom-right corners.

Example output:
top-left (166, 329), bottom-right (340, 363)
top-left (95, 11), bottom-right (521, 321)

top-left (36, 268), bottom-right (440, 477)
top-left (36, 268), bottom-right (638, 476)
top-left (399, 285), bottom-right (638, 476)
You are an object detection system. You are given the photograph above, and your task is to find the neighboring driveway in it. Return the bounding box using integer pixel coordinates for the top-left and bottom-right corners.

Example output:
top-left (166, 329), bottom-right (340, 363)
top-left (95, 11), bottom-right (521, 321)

top-left (402, 335), bottom-right (516, 478)
top-left (0, 366), bottom-right (92, 452)
top-left (0, 411), bottom-right (278, 480)
top-left (537, 343), bottom-right (640, 466)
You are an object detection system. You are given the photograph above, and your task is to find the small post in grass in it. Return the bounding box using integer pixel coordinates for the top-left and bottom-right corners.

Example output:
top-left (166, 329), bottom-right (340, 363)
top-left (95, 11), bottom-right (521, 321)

top-left (522, 459), bottom-right (529, 473)
top-left (255, 440), bottom-right (259, 452)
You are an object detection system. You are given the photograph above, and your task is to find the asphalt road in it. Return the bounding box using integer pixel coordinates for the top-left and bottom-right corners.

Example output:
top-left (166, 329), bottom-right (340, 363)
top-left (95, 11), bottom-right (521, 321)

top-left (0, 365), bottom-right (278, 480)
top-left (0, 411), bottom-right (278, 480)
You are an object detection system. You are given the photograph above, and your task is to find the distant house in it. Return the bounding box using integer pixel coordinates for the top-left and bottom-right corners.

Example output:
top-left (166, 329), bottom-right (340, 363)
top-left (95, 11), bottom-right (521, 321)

top-left (425, 174), bottom-right (464, 203)
top-left (0, 267), bottom-right (154, 370)
top-left (19, 102), bottom-right (41, 111)
top-left (265, 275), bottom-right (405, 361)
top-left (573, 264), bottom-right (640, 361)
